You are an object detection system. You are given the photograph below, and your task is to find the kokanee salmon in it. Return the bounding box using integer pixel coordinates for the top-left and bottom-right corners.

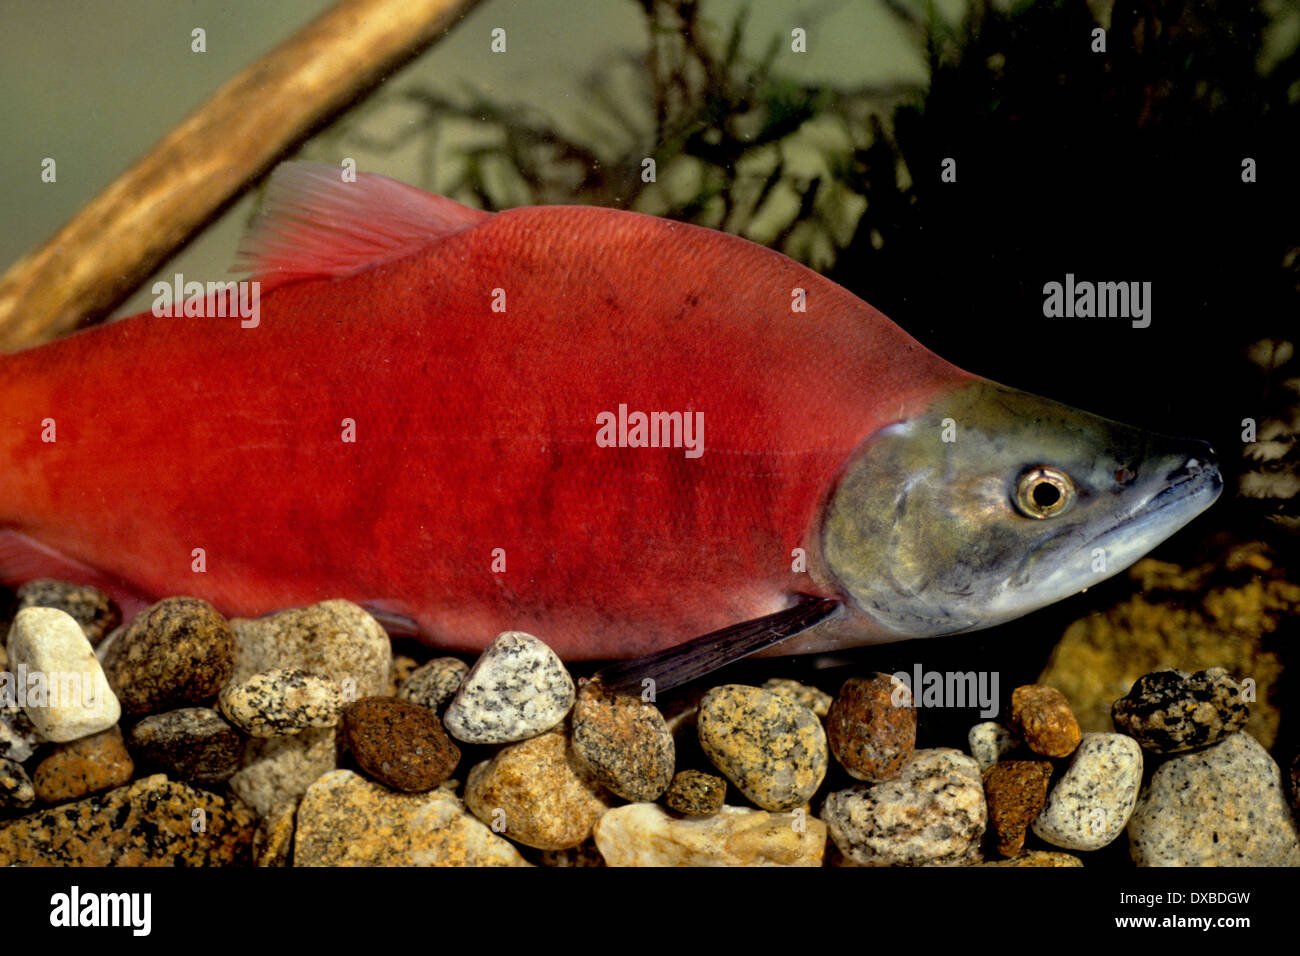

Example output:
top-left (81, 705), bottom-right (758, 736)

top-left (0, 163), bottom-right (1220, 671)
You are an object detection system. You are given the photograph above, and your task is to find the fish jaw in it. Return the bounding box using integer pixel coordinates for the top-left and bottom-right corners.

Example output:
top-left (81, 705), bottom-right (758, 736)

top-left (818, 378), bottom-right (1222, 639)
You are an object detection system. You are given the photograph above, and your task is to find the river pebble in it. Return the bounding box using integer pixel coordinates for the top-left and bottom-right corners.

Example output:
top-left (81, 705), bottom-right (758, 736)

top-left (1128, 731), bottom-right (1300, 865)
top-left (0, 773), bottom-right (255, 865)
top-left (594, 802), bottom-right (826, 866)
top-left (664, 769), bottom-right (726, 816)
top-left (1, 694), bottom-right (44, 763)
top-left (32, 725), bottom-right (134, 803)
top-left (444, 632), bottom-right (574, 744)
top-left (16, 580), bottom-right (120, 646)
top-left (219, 667), bottom-right (343, 737)
top-left (538, 838), bottom-right (606, 867)
top-left (228, 727), bottom-right (338, 818)
top-left (100, 597), bottom-right (235, 715)
top-left (295, 769), bottom-right (529, 866)
top-left (826, 674), bottom-right (916, 782)
top-left (1111, 667), bottom-right (1249, 752)
top-left (763, 678), bottom-right (833, 718)
top-left (968, 721), bottom-right (1019, 772)
top-left (6, 606), bottom-right (120, 741)
top-left (570, 679), bottom-right (674, 801)
top-left (339, 696), bottom-right (460, 792)
top-left (126, 707), bottom-right (244, 786)
top-left (253, 799), bottom-right (297, 867)
top-left (1031, 733), bottom-right (1142, 850)
top-left (1010, 684), bottom-right (1081, 757)
top-left (976, 850), bottom-right (1083, 867)
top-left (230, 600), bottom-right (391, 698)
top-left (398, 657), bottom-right (468, 712)
top-left (0, 756), bottom-right (35, 809)
top-left (697, 684), bottom-right (827, 811)
top-left (464, 727), bottom-right (609, 850)
top-left (1290, 753), bottom-right (1299, 814)
top-left (982, 760), bottom-right (1053, 858)
top-left (823, 748), bottom-right (986, 866)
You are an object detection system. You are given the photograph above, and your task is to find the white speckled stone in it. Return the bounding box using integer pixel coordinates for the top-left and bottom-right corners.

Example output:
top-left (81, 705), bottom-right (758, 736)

top-left (444, 632), bottom-right (574, 744)
top-left (968, 721), bottom-right (1018, 772)
top-left (1128, 732), bottom-right (1300, 866)
top-left (594, 802), bottom-right (826, 866)
top-left (219, 667), bottom-right (343, 737)
top-left (1032, 732), bottom-right (1142, 850)
top-left (823, 748), bottom-right (987, 866)
top-left (5, 607), bottom-right (120, 742)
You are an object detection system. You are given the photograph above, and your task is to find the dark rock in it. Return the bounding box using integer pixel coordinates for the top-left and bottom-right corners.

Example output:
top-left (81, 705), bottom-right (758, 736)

top-left (126, 707), bottom-right (244, 786)
top-left (1111, 667), bottom-right (1249, 753)
top-left (16, 579), bottom-right (120, 646)
top-left (340, 696), bottom-right (460, 792)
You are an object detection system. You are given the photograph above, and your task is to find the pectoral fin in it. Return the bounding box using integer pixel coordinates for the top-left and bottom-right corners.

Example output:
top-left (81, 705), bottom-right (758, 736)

top-left (0, 529), bottom-right (155, 622)
top-left (591, 595), bottom-right (843, 695)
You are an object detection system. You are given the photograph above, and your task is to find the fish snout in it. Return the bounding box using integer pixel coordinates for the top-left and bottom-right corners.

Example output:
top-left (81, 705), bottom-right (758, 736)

top-left (1166, 439), bottom-right (1222, 494)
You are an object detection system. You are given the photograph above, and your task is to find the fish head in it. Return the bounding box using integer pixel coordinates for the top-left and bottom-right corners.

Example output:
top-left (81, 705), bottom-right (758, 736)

top-left (821, 378), bottom-right (1222, 637)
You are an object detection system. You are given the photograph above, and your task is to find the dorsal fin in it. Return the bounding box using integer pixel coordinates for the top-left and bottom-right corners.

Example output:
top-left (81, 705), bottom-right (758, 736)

top-left (232, 162), bottom-right (492, 291)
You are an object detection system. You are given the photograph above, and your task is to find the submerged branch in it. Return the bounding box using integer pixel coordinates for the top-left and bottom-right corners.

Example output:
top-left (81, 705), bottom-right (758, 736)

top-left (0, 0), bottom-right (483, 351)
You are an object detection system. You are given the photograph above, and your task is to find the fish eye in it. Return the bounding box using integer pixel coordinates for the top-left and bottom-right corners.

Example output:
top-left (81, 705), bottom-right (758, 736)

top-left (1014, 465), bottom-right (1076, 519)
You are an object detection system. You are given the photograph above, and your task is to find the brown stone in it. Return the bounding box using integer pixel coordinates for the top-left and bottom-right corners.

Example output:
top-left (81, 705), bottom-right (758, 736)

top-left (33, 726), bottom-right (134, 803)
top-left (101, 597), bottom-right (236, 714)
top-left (982, 760), bottom-right (1053, 857)
top-left (1010, 684), bottom-right (1081, 757)
top-left (340, 696), bottom-right (460, 792)
top-left (826, 674), bottom-right (917, 781)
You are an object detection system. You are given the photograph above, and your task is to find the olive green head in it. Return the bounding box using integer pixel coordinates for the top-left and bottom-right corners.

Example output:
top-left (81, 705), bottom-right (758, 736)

top-left (822, 379), bottom-right (1221, 636)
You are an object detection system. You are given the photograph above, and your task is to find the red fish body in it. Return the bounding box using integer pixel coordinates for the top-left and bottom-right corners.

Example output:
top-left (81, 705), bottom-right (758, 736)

top-left (0, 164), bottom-right (974, 657)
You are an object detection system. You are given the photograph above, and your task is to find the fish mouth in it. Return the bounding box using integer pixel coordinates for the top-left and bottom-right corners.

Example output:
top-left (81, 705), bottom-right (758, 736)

top-left (1017, 442), bottom-right (1222, 593)
top-left (1085, 444), bottom-right (1221, 558)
